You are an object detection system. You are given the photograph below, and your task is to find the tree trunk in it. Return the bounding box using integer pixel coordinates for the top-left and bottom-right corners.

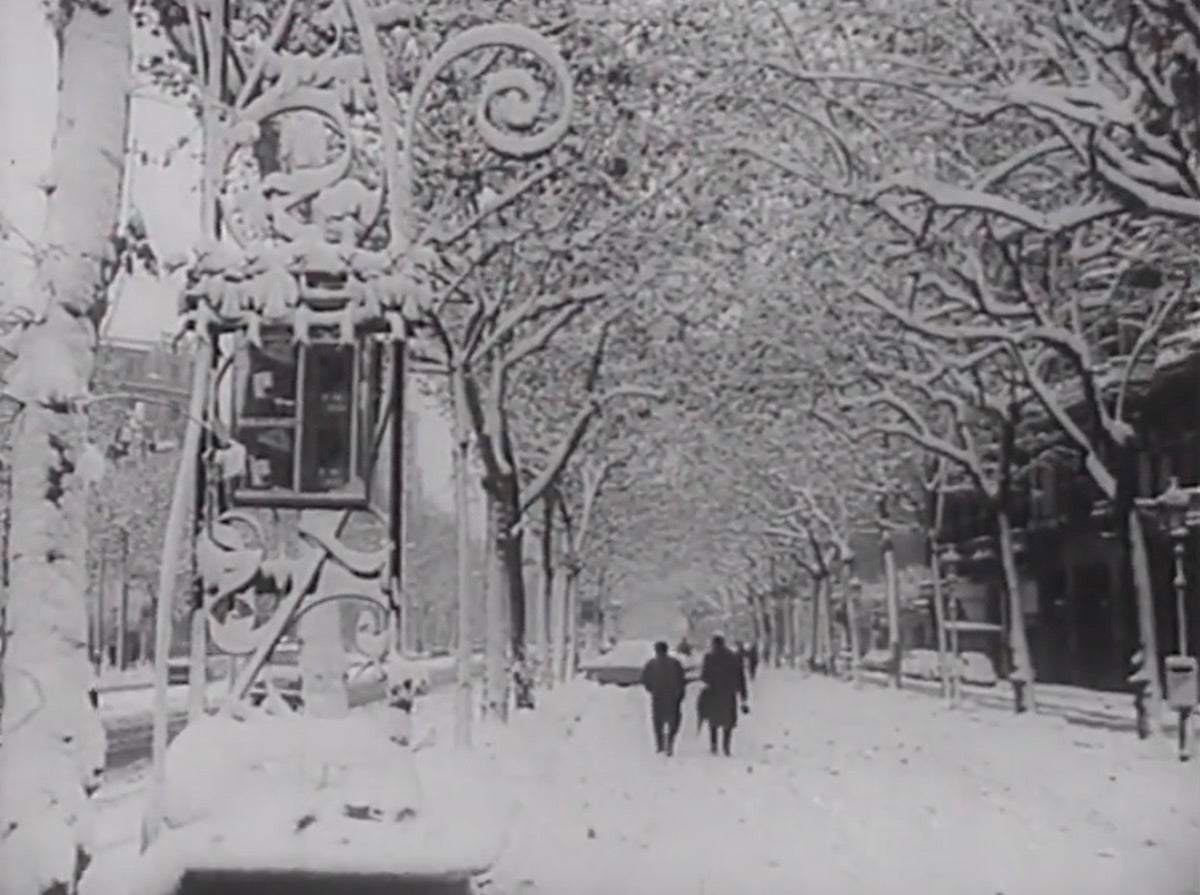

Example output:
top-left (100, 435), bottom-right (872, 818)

top-left (451, 370), bottom-right (473, 748)
top-left (840, 562), bottom-right (861, 685)
top-left (488, 474), bottom-right (527, 663)
top-left (996, 508), bottom-right (1036, 713)
top-left (758, 597), bottom-right (772, 664)
top-left (534, 552), bottom-right (549, 681)
top-left (564, 567), bottom-right (580, 681)
top-left (748, 594), bottom-right (762, 653)
top-left (0, 2), bottom-right (130, 890)
top-left (778, 598), bottom-right (789, 666)
top-left (118, 530), bottom-right (129, 670)
top-left (95, 552), bottom-right (106, 668)
top-left (807, 578), bottom-right (821, 670)
top-left (883, 535), bottom-right (902, 688)
top-left (929, 545), bottom-right (950, 700)
top-left (537, 496), bottom-right (554, 684)
top-left (1128, 509), bottom-right (1165, 732)
top-left (483, 491), bottom-right (507, 720)
top-left (822, 576), bottom-right (837, 676)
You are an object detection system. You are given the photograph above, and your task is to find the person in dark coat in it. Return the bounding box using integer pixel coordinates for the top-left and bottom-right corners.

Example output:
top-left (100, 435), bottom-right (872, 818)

top-left (747, 643), bottom-right (760, 680)
top-left (641, 641), bottom-right (687, 756)
top-left (699, 634), bottom-right (749, 756)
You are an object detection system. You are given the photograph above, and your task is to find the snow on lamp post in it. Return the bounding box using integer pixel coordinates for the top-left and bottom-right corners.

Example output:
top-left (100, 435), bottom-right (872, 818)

top-left (140, 0), bottom-right (576, 873)
top-left (1137, 476), bottom-right (1198, 760)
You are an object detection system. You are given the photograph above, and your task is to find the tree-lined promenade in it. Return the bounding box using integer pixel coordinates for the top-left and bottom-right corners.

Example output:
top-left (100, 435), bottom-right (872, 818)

top-left (1, 1), bottom-right (1199, 893)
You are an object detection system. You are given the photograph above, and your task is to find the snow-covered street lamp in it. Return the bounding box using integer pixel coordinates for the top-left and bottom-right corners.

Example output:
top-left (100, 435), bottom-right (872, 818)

top-left (138, 0), bottom-right (576, 883)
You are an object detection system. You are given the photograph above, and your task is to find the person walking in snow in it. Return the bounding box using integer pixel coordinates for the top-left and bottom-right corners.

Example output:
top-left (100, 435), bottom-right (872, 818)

top-left (641, 641), bottom-right (687, 756)
top-left (746, 642), bottom-right (759, 681)
top-left (699, 634), bottom-right (749, 756)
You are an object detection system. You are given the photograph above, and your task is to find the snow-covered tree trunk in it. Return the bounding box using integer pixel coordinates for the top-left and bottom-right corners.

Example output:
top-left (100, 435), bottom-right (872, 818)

top-left (452, 369), bottom-right (474, 747)
top-left (882, 532), bottom-right (902, 688)
top-left (786, 592), bottom-right (799, 667)
top-left (822, 576), bottom-right (837, 675)
top-left (839, 562), bottom-right (861, 685)
top-left (563, 567), bottom-right (580, 680)
top-left (0, 2), bottom-right (130, 891)
top-left (806, 577), bottom-right (821, 670)
top-left (1127, 509), bottom-right (1165, 726)
top-left (482, 469), bottom-right (528, 665)
top-left (483, 491), bottom-right (507, 720)
top-left (537, 494), bottom-right (554, 681)
top-left (996, 508), bottom-right (1036, 713)
top-left (548, 545), bottom-right (566, 686)
top-left (929, 546), bottom-right (950, 700)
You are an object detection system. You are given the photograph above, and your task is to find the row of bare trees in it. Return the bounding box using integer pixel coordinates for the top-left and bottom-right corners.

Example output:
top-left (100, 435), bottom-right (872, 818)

top-left (646, 0), bottom-right (1200, 738)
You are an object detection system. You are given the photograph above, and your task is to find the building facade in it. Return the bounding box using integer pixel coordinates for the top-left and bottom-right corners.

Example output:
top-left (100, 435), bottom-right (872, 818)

top-left (936, 310), bottom-right (1200, 692)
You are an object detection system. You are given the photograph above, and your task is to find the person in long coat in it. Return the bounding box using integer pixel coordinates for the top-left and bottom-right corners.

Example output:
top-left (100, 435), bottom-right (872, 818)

top-left (699, 634), bottom-right (749, 756)
top-left (642, 641), bottom-right (687, 755)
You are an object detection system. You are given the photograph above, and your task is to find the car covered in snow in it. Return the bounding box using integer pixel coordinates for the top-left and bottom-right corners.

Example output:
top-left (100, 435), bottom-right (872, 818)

top-left (579, 639), bottom-right (698, 687)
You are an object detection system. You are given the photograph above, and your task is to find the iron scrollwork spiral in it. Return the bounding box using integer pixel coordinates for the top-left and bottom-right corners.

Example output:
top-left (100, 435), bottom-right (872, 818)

top-left (400, 23), bottom-right (576, 237)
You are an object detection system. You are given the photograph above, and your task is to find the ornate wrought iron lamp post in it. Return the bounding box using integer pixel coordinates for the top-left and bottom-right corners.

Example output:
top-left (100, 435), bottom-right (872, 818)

top-left (1137, 477), bottom-right (1198, 760)
top-left (143, 0), bottom-right (576, 866)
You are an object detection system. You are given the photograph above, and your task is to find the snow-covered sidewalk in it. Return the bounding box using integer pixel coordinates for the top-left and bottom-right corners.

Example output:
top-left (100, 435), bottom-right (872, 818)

top-left (475, 670), bottom-right (1199, 895)
top-left (82, 669), bottom-right (1198, 895)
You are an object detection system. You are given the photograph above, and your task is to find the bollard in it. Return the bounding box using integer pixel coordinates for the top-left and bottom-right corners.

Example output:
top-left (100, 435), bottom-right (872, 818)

top-left (1164, 655), bottom-right (1198, 761)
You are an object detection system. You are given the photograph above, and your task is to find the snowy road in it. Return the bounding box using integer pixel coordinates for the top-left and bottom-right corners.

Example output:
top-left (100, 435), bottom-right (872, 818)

top-left (479, 671), bottom-right (1200, 895)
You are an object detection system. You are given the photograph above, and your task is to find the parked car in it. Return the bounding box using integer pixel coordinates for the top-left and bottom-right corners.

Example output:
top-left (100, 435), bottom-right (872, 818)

top-left (580, 639), bottom-right (697, 687)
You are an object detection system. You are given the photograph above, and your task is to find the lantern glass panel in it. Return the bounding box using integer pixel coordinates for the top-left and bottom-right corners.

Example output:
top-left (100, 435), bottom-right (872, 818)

top-left (230, 324), bottom-right (386, 508)
top-left (242, 329), bottom-right (298, 419)
top-left (299, 343), bottom-right (357, 494)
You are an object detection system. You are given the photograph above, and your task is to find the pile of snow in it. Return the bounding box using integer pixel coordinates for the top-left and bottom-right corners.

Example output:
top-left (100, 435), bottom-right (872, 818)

top-left (863, 648), bottom-right (999, 686)
top-left (957, 650), bottom-right (999, 686)
top-left (129, 708), bottom-right (512, 895)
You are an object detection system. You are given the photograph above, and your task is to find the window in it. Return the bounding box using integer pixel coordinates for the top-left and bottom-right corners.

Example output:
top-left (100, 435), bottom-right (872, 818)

top-left (230, 324), bottom-right (386, 508)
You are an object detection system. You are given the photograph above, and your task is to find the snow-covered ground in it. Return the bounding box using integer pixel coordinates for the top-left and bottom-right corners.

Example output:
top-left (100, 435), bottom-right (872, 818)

top-left (84, 670), bottom-right (1199, 895)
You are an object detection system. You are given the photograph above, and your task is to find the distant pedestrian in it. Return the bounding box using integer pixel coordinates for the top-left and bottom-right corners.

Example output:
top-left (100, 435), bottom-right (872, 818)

top-left (746, 643), bottom-right (759, 681)
top-left (699, 634), bottom-right (749, 756)
top-left (676, 637), bottom-right (693, 658)
top-left (641, 641), bottom-right (687, 756)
